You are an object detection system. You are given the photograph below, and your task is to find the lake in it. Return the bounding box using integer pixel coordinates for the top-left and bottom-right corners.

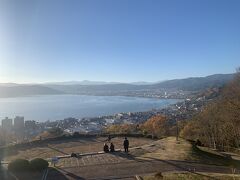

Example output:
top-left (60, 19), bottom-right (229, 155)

top-left (0, 95), bottom-right (180, 122)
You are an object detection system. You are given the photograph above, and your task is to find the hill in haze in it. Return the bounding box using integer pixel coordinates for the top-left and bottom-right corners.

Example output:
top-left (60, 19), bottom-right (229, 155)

top-left (149, 74), bottom-right (235, 91)
top-left (0, 85), bottom-right (64, 98)
top-left (43, 80), bottom-right (120, 86)
top-left (46, 74), bottom-right (234, 95)
top-left (0, 73), bottom-right (235, 98)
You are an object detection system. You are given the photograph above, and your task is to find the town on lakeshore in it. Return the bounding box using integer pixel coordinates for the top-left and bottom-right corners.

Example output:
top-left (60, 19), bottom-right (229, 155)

top-left (1, 0), bottom-right (240, 179)
top-left (0, 88), bottom-right (214, 145)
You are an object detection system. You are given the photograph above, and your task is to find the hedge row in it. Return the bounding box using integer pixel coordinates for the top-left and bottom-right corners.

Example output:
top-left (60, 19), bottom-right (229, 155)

top-left (8, 158), bottom-right (48, 172)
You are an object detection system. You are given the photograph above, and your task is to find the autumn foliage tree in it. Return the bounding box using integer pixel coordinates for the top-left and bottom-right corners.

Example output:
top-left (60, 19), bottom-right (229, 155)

top-left (181, 70), bottom-right (240, 149)
top-left (105, 115), bottom-right (169, 138)
top-left (141, 115), bottom-right (168, 138)
top-left (105, 124), bottom-right (138, 134)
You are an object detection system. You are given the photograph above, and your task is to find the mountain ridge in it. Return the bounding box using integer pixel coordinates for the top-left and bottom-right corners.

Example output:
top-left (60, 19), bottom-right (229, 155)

top-left (0, 73), bottom-right (235, 98)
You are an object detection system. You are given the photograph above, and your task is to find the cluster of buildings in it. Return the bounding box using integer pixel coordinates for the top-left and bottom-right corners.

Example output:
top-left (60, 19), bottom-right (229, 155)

top-left (115, 89), bottom-right (191, 99)
top-left (0, 94), bottom-right (208, 141)
top-left (0, 116), bottom-right (41, 143)
top-left (2, 116), bottom-right (25, 133)
top-left (56, 92), bottom-right (215, 134)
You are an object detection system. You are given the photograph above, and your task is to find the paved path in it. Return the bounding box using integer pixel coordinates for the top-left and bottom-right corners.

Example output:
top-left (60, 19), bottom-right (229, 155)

top-left (46, 152), bottom-right (240, 180)
top-left (56, 152), bottom-right (129, 168)
top-left (0, 166), bottom-right (17, 180)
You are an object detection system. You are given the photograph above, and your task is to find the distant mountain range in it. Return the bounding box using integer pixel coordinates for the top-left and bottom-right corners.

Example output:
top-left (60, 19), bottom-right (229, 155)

top-left (43, 80), bottom-right (157, 86)
top-left (148, 74), bottom-right (235, 91)
top-left (43, 80), bottom-right (120, 86)
top-left (0, 85), bottom-right (63, 98)
top-left (0, 74), bottom-right (235, 98)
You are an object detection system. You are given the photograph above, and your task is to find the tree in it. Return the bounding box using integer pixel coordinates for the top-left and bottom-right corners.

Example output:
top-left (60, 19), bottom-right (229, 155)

top-left (142, 115), bottom-right (168, 138)
top-left (105, 124), bottom-right (137, 134)
top-left (181, 69), bottom-right (240, 149)
top-left (180, 120), bottom-right (200, 140)
top-left (8, 159), bottom-right (30, 172)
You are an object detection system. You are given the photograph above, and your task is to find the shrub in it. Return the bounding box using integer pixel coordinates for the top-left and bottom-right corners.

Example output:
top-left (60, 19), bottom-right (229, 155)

top-left (30, 158), bottom-right (49, 171)
top-left (142, 130), bottom-right (148, 136)
top-left (155, 172), bottom-right (163, 179)
top-left (8, 159), bottom-right (30, 172)
top-left (72, 132), bottom-right (80, 138)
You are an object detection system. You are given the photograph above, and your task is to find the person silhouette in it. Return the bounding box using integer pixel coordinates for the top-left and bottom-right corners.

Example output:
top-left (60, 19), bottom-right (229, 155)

top-left (123, 137), bottom-right (129, 153)
top-left (107, 135), bottom-right (112, 142)
top-left (103, 143), bottom-right (109, 153)
top-left (110, 143), bottom-right (115, 152)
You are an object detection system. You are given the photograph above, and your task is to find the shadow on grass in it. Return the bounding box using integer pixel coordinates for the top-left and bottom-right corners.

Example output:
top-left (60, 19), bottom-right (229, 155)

top-left (0, 137), bottom-right (100, 159)
top-left (142, 157), bottom-right (219, 180)
top-left (109, 151), bottom-right (146, 163)
top-left (9, 169), bottom-right (44, 180)
top-left (55, 167), bottom-right (85, 180)
top-left (191, 144), bottom-right (240, 168)
top-left (47, 145), bottom-right (69, 155)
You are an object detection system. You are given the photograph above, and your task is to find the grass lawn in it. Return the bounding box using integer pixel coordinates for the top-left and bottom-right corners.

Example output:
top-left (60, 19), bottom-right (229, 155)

top-left (136, 137), bottom-right (240, 168)
top-left (2, 136), bottom-right (240, 177)
top-left (192, 144), bottom-right (240, 168)
top-left (140, 137), bottom-right (193, 161)
top-left (143, 172), bottom-right (240, 180)
top-left (2, 137), bottom-right (154, 161)
top-left (2, 136), bottom-right (240, 169)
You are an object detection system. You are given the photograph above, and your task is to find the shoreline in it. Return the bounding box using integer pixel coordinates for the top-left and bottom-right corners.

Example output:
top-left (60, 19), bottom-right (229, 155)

top-left (0, 95), bottom-right (182, 123)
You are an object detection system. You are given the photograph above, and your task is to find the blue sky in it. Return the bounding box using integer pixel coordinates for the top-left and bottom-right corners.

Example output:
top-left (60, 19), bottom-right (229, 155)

top-left (0, 0), bottom-right (239, 83)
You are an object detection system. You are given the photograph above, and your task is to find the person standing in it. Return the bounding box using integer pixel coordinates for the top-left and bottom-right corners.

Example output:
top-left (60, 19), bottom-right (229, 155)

top-left (123, 137), bottom-right (129, 153)
top-left (107, 135), bottom-right (112, 142)
top-left (110, 143), bottom-right (115, 152)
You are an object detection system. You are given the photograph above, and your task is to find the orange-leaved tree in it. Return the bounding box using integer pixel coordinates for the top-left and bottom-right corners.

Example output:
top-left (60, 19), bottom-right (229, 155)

top-left (141, 115), bottom-right (168, 138)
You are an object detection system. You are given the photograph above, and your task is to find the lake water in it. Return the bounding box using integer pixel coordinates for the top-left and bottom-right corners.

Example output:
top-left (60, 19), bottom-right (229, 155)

top-left (0, 95), bottom-right (180, 122)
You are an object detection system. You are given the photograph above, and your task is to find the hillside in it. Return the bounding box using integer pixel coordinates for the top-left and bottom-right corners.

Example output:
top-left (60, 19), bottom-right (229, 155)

top-left (0, 85), bottom-right (64, 98)
top-left (149, 74), bottom-right (235, 91)
top-left (181, 72), bottom-right (240, 149)
top-left (0, 73), bottom-right (234, 98)
top-left (46, 73), bottom-right (234, 95)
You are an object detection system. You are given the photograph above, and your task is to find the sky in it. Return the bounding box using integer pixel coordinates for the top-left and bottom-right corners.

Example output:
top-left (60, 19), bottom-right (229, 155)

top-left (0, 0), bottom-right (239, 83)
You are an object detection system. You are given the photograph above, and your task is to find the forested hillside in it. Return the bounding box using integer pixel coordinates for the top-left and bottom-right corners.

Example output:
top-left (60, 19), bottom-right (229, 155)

top-left (181, 70), bottom-right (240, 149)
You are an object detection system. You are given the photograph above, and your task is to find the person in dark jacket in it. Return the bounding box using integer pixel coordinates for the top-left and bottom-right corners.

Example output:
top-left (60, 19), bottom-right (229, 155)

top-left (103, 143), bottom-right (109, 153)
top-left (107, 135), bottom-right (112, 142)
top-left (123, 137), bottom-right (129, 153)
top-left (110, 143), bottom-right (115, 152)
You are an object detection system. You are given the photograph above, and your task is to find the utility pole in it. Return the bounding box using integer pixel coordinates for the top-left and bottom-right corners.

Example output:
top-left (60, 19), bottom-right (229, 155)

top-left (175, 104), bottom-right (181, 142)
top-left (176, 118), bottom-right (179, 141)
